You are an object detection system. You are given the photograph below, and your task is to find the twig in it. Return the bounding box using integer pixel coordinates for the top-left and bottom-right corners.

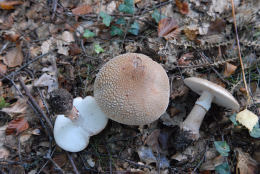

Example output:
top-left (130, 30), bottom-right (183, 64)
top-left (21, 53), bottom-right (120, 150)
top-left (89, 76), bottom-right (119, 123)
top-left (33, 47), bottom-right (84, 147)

top-left (66, 152), bottom-right (80, 174)
top-left (18, 78), bottom-right (54, 130)
top-left (0, 51), bottom-right (53, 81)
top-left (230, 0), bottom-right (250, 105)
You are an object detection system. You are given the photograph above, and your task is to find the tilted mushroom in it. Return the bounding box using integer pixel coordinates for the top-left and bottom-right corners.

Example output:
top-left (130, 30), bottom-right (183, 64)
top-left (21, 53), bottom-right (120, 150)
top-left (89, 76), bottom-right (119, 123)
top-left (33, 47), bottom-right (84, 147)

top-left (49, 89), bottom-right (108, 152)
top-left (172, 77), bottom-right (240, 151)
top-left (94, 53), bottom-right (170, 125)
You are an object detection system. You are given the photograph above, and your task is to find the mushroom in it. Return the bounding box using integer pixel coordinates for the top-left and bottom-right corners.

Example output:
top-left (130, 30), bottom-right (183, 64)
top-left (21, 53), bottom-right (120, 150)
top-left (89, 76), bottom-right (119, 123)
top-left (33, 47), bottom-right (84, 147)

top-left (50, 89), bottom-right (108, 152)
top-left (94, 53), bottom-right (170, 125)
top-left (172, 77), bottom-right (240, 151)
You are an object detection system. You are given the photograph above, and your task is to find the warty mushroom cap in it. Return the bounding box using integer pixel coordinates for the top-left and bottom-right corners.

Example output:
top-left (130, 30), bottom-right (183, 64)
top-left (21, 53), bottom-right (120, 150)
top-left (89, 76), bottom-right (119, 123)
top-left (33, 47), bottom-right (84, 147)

top-left (94, 53), bottom-right (170, 125)
top-left (184, 77), bottom-right (240, 111)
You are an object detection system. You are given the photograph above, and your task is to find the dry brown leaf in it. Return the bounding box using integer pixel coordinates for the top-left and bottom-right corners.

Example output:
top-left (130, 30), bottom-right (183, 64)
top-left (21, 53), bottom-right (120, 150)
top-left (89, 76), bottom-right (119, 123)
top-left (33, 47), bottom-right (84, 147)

top-left (178, 53), bottom-right (194, 66)
top-left (209, 18), bottom-right (226, 34)
top-left (145, 129), bottom-right (160, 152)
top-left (3, 46), bottom-right (23, 67)
top-left (235, 148), bottom-right (259, 174)
top-left (184, 28), bottom-right (198, 41)
top-left (72, 4), bottom-right (92, 15)
top-left (223, 62), bottom-right (237, 77)
top-left (0, 63), bottom-right (7, 74)
top-left (6, 117), bottom-right (29, 135)
top-left (236, 109), bottom-right (259, 131)
top-left (3, 33), bottom-right (20, 42)
top-left (158, 18), bottom-right (178, 37)
top-left (69, 43), bottom-right (82, 56)
top-left (1, 98), bottom-right (28, 116)
top-left (0, 1), bottom-right (23, 10)
top-left (175, 0), bottom-right (189, 15)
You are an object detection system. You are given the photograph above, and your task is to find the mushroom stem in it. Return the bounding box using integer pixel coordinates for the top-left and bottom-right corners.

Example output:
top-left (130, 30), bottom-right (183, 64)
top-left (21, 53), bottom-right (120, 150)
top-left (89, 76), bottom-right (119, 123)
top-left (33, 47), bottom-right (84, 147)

top-left (181, 91), bottom-right (213, 140)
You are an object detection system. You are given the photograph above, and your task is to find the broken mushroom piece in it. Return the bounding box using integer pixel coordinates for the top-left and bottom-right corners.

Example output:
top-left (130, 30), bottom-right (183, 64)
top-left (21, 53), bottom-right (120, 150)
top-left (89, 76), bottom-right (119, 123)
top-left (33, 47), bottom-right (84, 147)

top-left (172, 77), bottom-right (240, 151)
top-left (94, 53), bottom-right (170, 125)
top-left (50, 89), bottom-right (108, 152)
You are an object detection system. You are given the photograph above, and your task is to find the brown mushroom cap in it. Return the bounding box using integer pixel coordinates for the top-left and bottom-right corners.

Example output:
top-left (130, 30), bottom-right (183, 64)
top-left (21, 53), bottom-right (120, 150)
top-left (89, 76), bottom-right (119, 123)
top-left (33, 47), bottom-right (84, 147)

top-left (184, 77), bottom-right (240, 111)
top-left (94, 53), bottom-right (170, 125)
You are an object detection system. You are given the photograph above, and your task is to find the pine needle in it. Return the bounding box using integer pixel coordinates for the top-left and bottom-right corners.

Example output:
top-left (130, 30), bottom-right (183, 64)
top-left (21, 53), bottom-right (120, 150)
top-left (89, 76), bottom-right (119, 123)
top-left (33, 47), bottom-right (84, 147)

top-left (230, 0), bottom-right (250, 106)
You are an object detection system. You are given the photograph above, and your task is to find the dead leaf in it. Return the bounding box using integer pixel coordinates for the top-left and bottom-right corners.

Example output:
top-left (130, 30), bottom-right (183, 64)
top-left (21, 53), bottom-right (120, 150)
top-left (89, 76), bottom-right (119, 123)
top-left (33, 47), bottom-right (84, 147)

top-left (145, 129), bottom-right (160, 152)
top-left (223, 62), bottom-right (237, 77)
top-left (178, 53), bottom-right (194, 66)
top-left (6, 117), bottom-right (29, 135)
top-left (72, 4), bottom-right (92, 15)
top-left (209, 18), bottom-right (226, 34)
top-left (3, 46), bottom-right (23, 67)
top-left (1, 98), bottom-right (28, 116)
top-left (61, 31), bottom-right (75, 43)
top-left (33, 73), bottom-right (58, 92)
top-left (69, 43), bottom-right (81, 56)
top-left (0, 146), bottom-right (9, 159)
top-left (175, 0), bottom-right (189, 15)
top-left (158, 18), bottom-right (178, 37)
top-left (0, 1), bottom-right (23, 10)
top-left (235, 148), bottom-right (259, 174)
top-left (200, 155), bottom-right (225, 171)
top-left (236, 109), bottom-right (259, 131)
top-left (184, 28), bottom-right (198, 41)
top-left (0, 63), bottom-right (7, 74)
top-left (3, 33), bottom-right (20, 42)
top-left (163, 28), bottom-right (181, 40)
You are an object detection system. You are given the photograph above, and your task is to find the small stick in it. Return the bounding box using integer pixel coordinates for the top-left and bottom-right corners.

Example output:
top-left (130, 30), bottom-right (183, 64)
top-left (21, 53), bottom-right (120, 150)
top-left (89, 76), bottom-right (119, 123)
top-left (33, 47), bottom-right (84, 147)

top-left (18, 78), bottom-right (54, 130)
top-left (66, 152), bottom-right (80, 174)
top-left (230, 0), bottom-right (250, 105)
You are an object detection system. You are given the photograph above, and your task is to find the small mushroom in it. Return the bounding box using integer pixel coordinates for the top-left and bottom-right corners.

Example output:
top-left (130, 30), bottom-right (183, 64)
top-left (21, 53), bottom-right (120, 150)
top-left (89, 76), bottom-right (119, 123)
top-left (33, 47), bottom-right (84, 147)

top-left (94, 53), bottom-right (170, 125)
top-left (172, 77), bottom-right (240, 151)
top-left (50, 89), bottom-right (108, 152)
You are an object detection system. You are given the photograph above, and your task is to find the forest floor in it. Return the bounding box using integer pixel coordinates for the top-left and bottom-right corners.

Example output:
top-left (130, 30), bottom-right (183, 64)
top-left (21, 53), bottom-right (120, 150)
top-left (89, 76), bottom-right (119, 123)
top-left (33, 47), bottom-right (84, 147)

top-left (0, 0), bottom-right (259, 173)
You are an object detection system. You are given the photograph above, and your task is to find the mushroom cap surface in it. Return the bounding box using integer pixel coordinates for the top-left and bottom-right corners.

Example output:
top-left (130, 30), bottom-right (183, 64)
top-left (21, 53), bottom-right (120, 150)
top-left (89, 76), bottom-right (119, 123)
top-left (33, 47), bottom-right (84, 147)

top-left (184, 77), bottom-right (240, 111)
top-left (54, 96), bottom-right (108, 152)
top-left (94, 53), bottom-right (170, 125)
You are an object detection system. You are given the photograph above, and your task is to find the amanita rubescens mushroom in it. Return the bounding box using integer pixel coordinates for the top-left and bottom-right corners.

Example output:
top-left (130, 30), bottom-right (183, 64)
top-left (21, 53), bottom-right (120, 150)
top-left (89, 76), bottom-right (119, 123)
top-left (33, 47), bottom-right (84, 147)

top-left (50, 89), bottom-right (108, 152)
top-left (172, 77), bottom-right (240, 151)
top-left (94, 53), bottom-right (170, 125)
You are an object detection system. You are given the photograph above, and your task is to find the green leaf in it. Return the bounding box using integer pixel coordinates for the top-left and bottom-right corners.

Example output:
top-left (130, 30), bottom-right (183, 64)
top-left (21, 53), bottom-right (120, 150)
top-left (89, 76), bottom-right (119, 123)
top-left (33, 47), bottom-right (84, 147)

top-left (214, 141), bottom-right (230, 157)
top-left (83, 29), bottom-right (95, 38)
top-left (99, 11), bottom-right (113, 27)
top-left (94, 44), bottom-right (104, 54)
top-left (110, 25), bottom-right (124, 36)
top-left (229, 113), bottom-right (238, 126)
top-left (249, 123), bottom-right (260, 138)
top-left (151, 9), bottom-right (166, 23)
top-left (215, 162), bottom-right (230, 174)
top-left (128, 21), bottom-right (139, 35)
top-left (116, 17), bottom-right (126, 25)
top-left (118, 0), bottom-right (134, 14)
top-left (0, 97), bottom-right (10, 109)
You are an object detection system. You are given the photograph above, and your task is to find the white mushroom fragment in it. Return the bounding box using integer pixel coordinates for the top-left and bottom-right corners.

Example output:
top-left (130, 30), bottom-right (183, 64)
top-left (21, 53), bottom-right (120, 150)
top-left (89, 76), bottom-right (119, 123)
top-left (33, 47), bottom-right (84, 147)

top-left (53, 95), bottom-right (108, 152)
top-left (94, 53), bottom-right (170, 125)
top-left (173, 77), bottom-right (240, 151)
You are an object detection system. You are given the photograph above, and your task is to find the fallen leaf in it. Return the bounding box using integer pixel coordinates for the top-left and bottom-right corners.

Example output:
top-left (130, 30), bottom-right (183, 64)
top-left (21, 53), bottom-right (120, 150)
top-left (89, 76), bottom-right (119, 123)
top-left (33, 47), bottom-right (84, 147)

top-left (0, 63), bottom-right (7, 74)
top-left (69, 43), bottom-right (81, 56)
top-left (0, 146), bottom-right (9, 159)
top-left (236, 109), bottom-right (259, 131)
top-left (158, 18), bottom-right (178, 37)
top-left (3, 33), bottom-right (20, 42)
top-left (1, 98), bottom-right (27, 116)
top-left (235, 148), bottom-right (259, 174)
top-left (209, 18), bottom-right (226, 34)
top-left (3, 46), bottom-right (23, 67)
top-left (61, 31), bottom-right (75, 43)
top-left (6, 117), bottom-right (29, 135)
top-left (223, 62), bottom-right (237, 77)
top-left (184, 28), bottom-right (198, 41)
top-left (0, 1), bottom-right (23, 10)
top-left (72, 4), bottom-right (92, 15)
top-left (178, 53), bottom-right (194, 66)
top-left (33, 73), bottom-right (58, 92)
top-left (200, 155), bottom-right (225, 171)
top-left (145, 129), bottom-right (160, 151)
top-left (175, 0), bottom-right (189, 15)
